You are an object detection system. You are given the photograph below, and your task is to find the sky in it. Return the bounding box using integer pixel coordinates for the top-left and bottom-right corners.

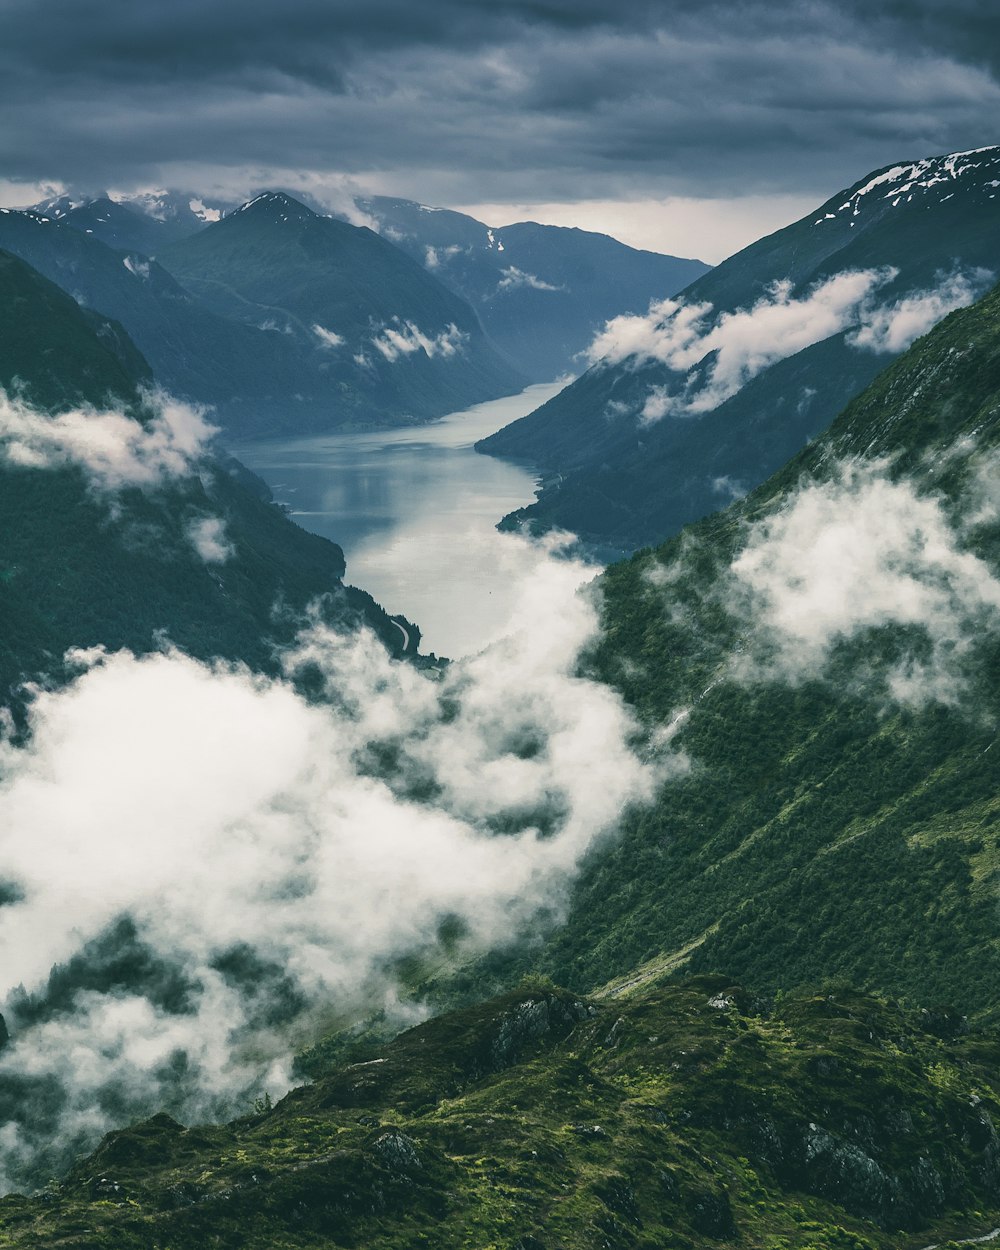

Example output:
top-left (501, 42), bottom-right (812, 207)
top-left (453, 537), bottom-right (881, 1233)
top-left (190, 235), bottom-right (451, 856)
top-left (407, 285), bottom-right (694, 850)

top-left (1, 0), bottom-right (999, 262)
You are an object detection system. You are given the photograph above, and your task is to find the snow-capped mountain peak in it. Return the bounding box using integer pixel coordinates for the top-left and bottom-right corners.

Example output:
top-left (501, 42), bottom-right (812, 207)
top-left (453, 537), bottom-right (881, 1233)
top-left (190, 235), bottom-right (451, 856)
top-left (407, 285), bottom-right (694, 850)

top-left (815, 144), bottom-right (1000, 225)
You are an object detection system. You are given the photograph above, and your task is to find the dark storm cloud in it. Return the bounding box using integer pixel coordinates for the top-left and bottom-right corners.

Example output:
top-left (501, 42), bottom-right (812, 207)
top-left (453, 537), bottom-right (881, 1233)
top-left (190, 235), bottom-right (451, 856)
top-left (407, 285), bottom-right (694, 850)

top-left (1, 0), bottom-right (999, 207)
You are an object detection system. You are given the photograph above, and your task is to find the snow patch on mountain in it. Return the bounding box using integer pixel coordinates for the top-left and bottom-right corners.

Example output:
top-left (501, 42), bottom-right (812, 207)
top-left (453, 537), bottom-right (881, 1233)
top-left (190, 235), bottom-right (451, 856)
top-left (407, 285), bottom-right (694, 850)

top-left (819, 145), bottom-right (1000, 222)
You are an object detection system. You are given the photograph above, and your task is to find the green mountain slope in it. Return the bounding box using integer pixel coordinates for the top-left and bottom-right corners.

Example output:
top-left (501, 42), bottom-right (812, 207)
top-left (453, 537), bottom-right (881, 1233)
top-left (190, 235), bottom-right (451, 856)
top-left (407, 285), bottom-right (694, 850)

top-left (480, 145), bottom-right (1000, 552)
top-left (0, 248), bottom-right (151, 410)
top-left (0, 249), bottom-right (415, 709)
top-left (0, 206), bottom-right (325, 431)
top-left (4, 978), bottom-right (1000, 1248)
top-left (498, 277), bottom-right (1000, 1018)
top-left (51, 196), bottom-right (185, 256)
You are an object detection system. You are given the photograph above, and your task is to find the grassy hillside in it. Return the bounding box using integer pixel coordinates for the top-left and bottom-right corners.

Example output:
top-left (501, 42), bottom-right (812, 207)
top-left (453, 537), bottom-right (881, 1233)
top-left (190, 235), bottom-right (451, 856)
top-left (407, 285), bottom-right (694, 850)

top-left (3, 977), bottom-right (1000, 1248)
top-left (0, 248), bottom-right (152, 411)
top-left (496, 279), bottom-right (1000, 1018)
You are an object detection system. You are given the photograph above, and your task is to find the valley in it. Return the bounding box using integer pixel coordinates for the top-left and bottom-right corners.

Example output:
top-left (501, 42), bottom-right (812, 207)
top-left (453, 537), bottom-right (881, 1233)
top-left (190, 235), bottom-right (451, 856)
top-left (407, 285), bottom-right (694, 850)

top-left (1, 101), bottom-right (1000, 1249)
top-left (232, 380), bottom-right (577, 658)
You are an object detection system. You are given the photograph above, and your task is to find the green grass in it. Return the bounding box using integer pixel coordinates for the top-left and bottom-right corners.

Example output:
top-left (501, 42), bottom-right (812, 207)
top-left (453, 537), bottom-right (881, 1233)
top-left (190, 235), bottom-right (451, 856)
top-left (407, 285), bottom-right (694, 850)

top-left (4, 978), bottom-right (1000, 1248)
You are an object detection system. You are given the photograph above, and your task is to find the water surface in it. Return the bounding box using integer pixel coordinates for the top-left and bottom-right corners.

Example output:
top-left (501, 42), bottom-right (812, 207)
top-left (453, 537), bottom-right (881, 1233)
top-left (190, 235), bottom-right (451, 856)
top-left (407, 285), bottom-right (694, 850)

top-left (232, 382), bottom-right (568, 657)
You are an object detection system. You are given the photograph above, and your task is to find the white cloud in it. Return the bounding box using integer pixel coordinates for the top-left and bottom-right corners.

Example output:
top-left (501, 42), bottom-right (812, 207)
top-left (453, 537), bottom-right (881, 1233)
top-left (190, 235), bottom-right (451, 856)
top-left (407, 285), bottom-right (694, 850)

top-left (728, 459), bottom-right (1000, 702)
top-left (0, 389), bottom-right (217, 493)
top-left (186, 516), bottom-right (233, 563)
top-left (586, 268), bottom-right (992, 425)
top-left (588, 270), bottom-right (898, 421)
top-left (371, 319), bottom-right (468, 362)
top-left (424, 244), bottom-right (463, 270)
top-left (847, 269), bottom-right (991, 354)
top-left (312, 323), bottom-right (345, 348)
top-left (0, 558), bottom-right (674, 1191)
top-left (497, 266), bottom-right (562, 293)
top-left (122, 255), bottom-right (150, 280)
top-left (188, 196), bottom-right (221, 224)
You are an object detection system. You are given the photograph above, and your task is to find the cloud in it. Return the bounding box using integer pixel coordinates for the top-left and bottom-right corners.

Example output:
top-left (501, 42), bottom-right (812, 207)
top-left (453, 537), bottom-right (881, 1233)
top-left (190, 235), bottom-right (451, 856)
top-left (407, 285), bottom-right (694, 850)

top-left (590, 270), bottom-right (895, 418)
top-left (0, 553), bottom-right (673, 1191)
top-left (122, 254), bottom-right (150, 279)
top-left (186, 515), bottom-right (233, 563)
top-left (312, 323), bottom-right (345, 348)
top-left (847, 269), bottom-right (992, 354)
top-left (2, 1), bottom-right (999, 255)
top-left (423, 243), bottom-right (463, 269)
top-left (586, 268), bottom-right (992, 424)
top-left (497, 266), bottom-right (563, 293)
top-left (727, 458), bottom-right (1000, 702)
top-left (0, 388), bottom-right (217, 492)
top-left (371, 319), bottom-right (468, 362)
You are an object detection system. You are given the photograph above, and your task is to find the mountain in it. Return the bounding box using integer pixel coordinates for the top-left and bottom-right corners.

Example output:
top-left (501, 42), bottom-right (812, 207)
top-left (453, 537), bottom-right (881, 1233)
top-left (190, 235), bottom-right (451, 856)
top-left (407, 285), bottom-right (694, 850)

top-left (479, 144), bottom-right (1000, 552)
top-left (4, 236), bottom-right (1000, 1250)
top-left (35, 189), bottom-right (230, 251)
top-left (0, 248), bottom-right (150, 411)
top-left (0, 197), bottom-right (522, 439)
top-left (0, 247), bottom-right (416, 710)
top-left (357, 194), bottom-right (710, 381)
top-left (474, 274), bottom-right (1000, 1023)
top-left (0, 205), bottom-right (325, 433)
top-left (155, 191), bottom-right (525, 427)
top-left (4, 978), bottom-right (1000, 1248)
top-left (35, 196), bottom-right (187, 256)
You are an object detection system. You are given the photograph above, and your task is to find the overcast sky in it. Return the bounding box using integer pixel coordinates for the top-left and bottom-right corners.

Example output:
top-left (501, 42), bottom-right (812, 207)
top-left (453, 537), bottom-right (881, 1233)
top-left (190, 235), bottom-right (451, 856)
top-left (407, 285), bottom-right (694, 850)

top-left (2, 0), bottom-right (999, 261)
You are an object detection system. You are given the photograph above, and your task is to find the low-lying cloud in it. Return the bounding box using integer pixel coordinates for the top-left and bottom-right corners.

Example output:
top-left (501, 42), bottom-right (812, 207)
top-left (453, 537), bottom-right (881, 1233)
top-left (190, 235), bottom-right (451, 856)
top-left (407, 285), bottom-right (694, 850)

top-left (586, 269), bottom-right (992, 424)
top-left (497, 266), bottom-right (563, 294)
top-left (0, 555), bottom-right (671, 1192)
top-left (371, 319), bottom-right (468, 362)
top-left (312, 323), bottom-right (345, 349)
top-left (0, 389), bottom-right (217, 492)
top-left (186, 515), bottom-right (233, 564)
top-left (728, 458), bottom-right (1000, 703)
top-left (424, 244), bottom-right (464, 270)
top-left (846, 269), bottom-right (989, 354)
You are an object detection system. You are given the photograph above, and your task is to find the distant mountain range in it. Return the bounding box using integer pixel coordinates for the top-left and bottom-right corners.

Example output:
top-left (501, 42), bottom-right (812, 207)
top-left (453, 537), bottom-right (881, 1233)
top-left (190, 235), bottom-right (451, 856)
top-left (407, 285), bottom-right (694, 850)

top-left (0, 194), bottom-right (524, 439)
top-left (479, 144), bottom-right (1000, 553)
top-left (36, 188), bottom-right (228, 252)
top-left (356, 195), bottom-right (710, 380)
top-left (157, 192), bottom-right (524, 433)
top-left (2, 187), bottom-right (709, 439)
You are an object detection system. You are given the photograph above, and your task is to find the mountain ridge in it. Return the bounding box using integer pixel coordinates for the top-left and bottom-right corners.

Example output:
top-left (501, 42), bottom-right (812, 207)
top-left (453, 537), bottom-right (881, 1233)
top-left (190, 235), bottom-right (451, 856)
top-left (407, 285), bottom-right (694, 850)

top-left (479, 143), bottom-right (1000, 552)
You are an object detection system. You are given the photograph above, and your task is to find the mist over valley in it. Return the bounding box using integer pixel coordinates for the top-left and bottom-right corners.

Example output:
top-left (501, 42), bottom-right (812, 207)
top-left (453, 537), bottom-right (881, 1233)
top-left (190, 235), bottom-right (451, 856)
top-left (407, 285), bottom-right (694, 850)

top-left (2, 4), bottom-right (1000, 1246)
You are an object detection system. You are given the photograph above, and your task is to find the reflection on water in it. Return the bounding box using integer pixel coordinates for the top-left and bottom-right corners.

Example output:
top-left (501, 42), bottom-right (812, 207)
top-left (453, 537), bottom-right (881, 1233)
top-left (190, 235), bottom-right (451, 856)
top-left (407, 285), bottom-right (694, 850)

top-left (231, 382), bottom-right (570, 657)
